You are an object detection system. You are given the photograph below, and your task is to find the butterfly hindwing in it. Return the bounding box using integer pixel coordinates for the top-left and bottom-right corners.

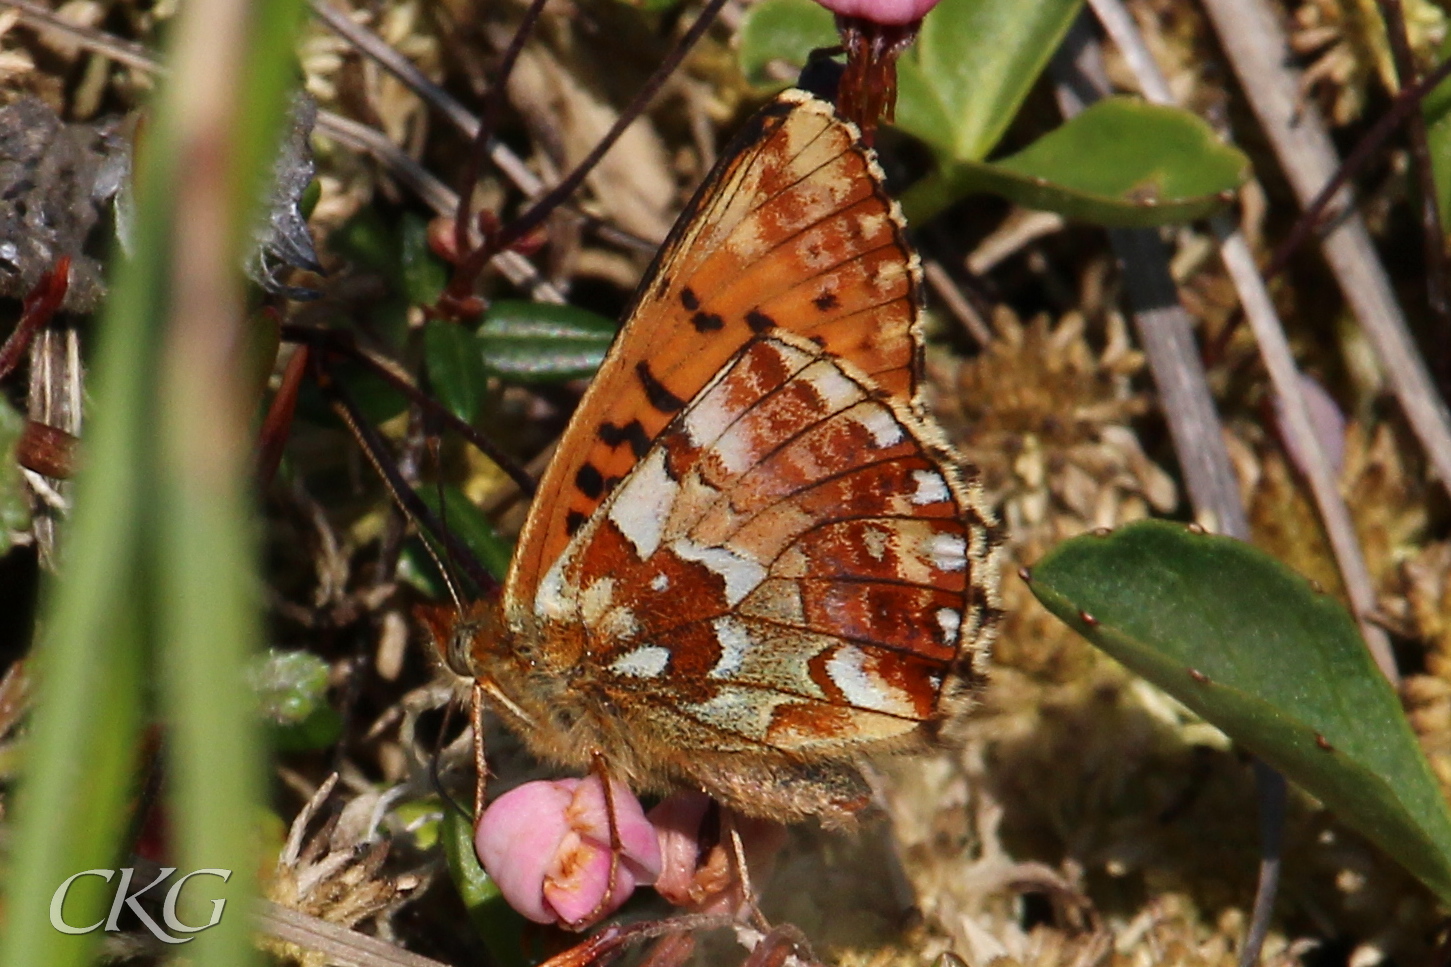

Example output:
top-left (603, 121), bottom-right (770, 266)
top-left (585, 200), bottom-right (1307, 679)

top-left (531, 333), bottom-right (991, 762)
top-left (507, 89), bottom-right (923, 611)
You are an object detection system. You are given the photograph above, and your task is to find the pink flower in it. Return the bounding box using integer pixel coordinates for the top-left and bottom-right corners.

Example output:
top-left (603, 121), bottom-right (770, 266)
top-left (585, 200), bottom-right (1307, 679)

top-left (815, 0), bottom-right (938, 26)
top-left (650, 793), bottom-right (787, 915)
top-left (474, 777), bottom-right (662, 928)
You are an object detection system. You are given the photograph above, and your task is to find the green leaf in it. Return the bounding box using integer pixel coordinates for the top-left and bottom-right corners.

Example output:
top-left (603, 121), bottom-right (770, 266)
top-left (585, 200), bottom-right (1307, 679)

top-left (902, 98), bottom-right (1248, 226)
top-left (478, 300), bottom-right (618, 384)
top-left (1028, 519), bottom-right (1451, 902)
top-left (0, 397), bottom-right (30, 552)
top-left (424, 318), bottom-right (487, 424)
top-left (417, 483), bottom-right (514, 584)
top-left (441, 807), bottom-right (530, 967)
top-left (895, 0), bottom-right (1083, 162)
top-left (736, 0), bottom-right (836, 88)
top-left (400, 211), bottom-right (448, 306)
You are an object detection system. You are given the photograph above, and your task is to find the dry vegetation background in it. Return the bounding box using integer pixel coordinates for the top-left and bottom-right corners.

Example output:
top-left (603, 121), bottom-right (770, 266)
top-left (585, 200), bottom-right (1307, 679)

top-left (3, 0), bottom-right (1451, 965)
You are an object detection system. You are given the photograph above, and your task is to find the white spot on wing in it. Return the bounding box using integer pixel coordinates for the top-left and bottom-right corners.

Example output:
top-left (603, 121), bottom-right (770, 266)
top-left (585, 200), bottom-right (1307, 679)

top-left (710, 617), bottom-right (751, 679)
top-left (925, 533), bottom-right (967, 571)
top-left (858, 407), bottom-right (904, 448)
top-left (937, 607), bottom-right (961, 645)
top-left (580, 578), bottom-right (616, 626)
top-left (672, 538), bottom-right (766, 605)
top-left (607, 448), bottom-right (676, 557)
top-left (910, 469), bottom-right (950, 506)
top-left (650, 573), bottom-right (670, 592)
top-left (611, 645), bottom-right (670, 679)
top-left (536, 556), bottom-right (571, 620)
top-left (800, 361), bottom-right (862, 410)
top-left (826, 645), bottom-right (912, 715)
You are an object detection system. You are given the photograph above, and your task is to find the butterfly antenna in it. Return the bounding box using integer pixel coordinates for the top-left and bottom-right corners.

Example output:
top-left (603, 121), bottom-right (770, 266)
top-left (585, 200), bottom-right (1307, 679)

top-left (310, 352), bottom-right (497, 597)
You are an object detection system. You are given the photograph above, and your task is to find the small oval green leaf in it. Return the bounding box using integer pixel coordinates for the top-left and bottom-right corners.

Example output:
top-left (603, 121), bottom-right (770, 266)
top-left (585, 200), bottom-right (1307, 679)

top-left (903, 98), bottom-right (1248, 226)
top-left (400, 211), bottom-right (448, 306)
top-left (424, 318), bottom-right (487, 424)
top-left (478, 300), bottom-right (618, 384)
top-left (1029, 519), bottom-right (1451, 902)
top-left (736, 0), bottom-right (836, 88)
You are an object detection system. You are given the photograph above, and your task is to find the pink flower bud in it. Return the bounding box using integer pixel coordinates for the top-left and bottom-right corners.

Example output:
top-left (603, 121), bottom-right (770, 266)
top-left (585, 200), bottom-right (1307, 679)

top-left (816, 0), bottom-right (938, 26)
top-left (474, 777), bottom-right (662, 928)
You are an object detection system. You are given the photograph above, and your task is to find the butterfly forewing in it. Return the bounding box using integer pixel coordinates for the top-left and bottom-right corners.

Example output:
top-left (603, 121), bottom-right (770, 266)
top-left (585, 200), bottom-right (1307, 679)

top-left (508, 89), bottom-right (923, 609)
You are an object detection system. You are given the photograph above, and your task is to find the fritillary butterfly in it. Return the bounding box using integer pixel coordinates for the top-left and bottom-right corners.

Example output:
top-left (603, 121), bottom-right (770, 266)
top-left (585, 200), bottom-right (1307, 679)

top-left (435, 87), bottom-right (1001, 827)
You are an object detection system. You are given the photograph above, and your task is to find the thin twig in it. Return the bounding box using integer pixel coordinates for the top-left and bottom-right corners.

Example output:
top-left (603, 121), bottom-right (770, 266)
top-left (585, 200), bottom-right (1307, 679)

top-left (0, 0), bottom-right (569, 302)
top-left (922, 260), bottom-right (992, 346)
top-left (1199, 0), bottom-right (1451, 500)
top-left (451, 0), bottom-right (549, 264)
top-left (1376, 0), bottom-right (1450, 319)
top-left (1088, 0), bottom-right (1398, 683)
top-left (281, 323), bottom-right (537, 497)
top-left (306, 0), bottom-right (653, 256)
top-left (1262, 57), bottom-right (1451, 283)
top-left (447, 0), bottom-right (732, 294)
top-left (1058, 16), bottom-right (1282, 967)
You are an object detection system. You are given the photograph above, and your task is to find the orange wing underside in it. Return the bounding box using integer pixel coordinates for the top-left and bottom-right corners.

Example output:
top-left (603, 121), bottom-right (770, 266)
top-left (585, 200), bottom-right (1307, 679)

top-left (508, 89), bottom-right (923, 609)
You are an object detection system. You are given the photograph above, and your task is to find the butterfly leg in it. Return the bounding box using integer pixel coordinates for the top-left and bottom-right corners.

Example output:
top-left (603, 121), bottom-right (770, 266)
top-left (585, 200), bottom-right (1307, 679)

top-left (471, 681), bottom-right (491, 820)
top-left (724, 811), bottom-right (771, 933)
top-left (742, 923), bottom-right (820, 967)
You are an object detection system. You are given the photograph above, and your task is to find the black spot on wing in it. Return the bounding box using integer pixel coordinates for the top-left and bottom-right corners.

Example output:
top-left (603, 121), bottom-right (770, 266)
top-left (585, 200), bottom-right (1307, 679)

top-left (680, 287), bottom-right (700, 311)
top-left (599, 420), bottom-right (652, 460)
top-left (813, 291), bottom-right (839, 311)
top-left (575, 463), bottom-right (605, 500)
top-left (746, 309), bottom-right (776, 333)
top-left (691, 310), bottom-right (724, 333)
top-left (635, 361), bottom-right (685, 413)
top-left (566, 510), bottom-right (588, 535)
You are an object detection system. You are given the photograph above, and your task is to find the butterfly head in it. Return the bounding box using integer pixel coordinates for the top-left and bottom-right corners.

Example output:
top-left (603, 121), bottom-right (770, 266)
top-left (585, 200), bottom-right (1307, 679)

top-left (415, 597), bottom-right (507, 681)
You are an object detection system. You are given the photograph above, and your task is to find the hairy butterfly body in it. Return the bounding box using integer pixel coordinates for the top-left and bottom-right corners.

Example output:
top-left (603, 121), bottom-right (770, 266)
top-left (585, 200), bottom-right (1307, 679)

top-left (439, 87), bottom-right (1000, 827)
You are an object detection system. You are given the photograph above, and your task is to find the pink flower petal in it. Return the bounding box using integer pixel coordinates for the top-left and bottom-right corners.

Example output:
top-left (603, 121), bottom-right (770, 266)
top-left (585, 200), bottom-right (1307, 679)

top-left (815, 0), bottom-right (938, 25)
top-left (474, 776), bottom-right (662, 928)
top-left (474, 780), bottom-right (577, 923)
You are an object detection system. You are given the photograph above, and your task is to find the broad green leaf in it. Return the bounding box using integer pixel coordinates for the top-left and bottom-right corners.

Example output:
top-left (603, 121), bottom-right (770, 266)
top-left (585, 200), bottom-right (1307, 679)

top-left (424, 318), bottom-right (487, 423)
top-left (895, 0), bottom-right (1082, 162)
top-left (1029, 519), bottom-right (1451, 902)
top-left (736, 0), bottom-right (835, 88)
top-left (478, 300), bottom-right (618, 383)
top-left (417, 482), bottom-right (514, 584)
top-left (902, 98), bottom-right (1247, 226)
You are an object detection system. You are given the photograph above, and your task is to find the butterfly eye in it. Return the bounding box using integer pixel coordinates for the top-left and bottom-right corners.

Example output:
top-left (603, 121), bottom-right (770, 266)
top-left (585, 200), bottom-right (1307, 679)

top-left (445, 618), bottom-right (479, 678)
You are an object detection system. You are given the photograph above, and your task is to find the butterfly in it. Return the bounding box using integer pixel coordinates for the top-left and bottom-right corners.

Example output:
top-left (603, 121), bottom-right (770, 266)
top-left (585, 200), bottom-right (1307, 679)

top-left (430, 86), bottom-right (1000, 829)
